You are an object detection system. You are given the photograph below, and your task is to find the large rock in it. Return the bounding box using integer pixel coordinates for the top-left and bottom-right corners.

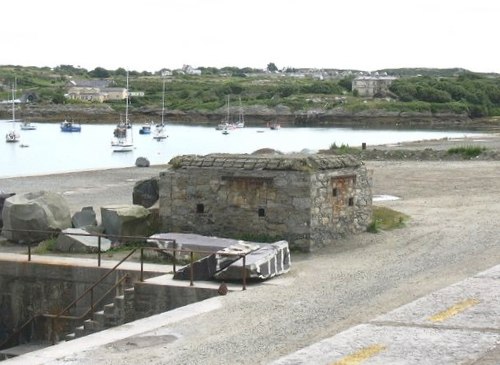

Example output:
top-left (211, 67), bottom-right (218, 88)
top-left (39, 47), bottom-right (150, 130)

top-left (101, 205), bottom-right (152, 243)
top-left (1, 191), bottom-right (72, 243)
top-left (0, 192), bottom-right (15, 229)
top-left (135, 157), bottom-right (150, 167)
top-left (55, 228), bottom-right (111, 253)
top-left (133, 178), bottom-right (159, 208)
top-left (71, 206), bottom-right (97, 228)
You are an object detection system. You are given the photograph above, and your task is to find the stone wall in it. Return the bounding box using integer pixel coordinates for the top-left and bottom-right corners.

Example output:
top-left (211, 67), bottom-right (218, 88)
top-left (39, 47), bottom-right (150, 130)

top-left (0, 260), bottom-right (159, 344)
top-left (159, 154), bottom-right (372, 252)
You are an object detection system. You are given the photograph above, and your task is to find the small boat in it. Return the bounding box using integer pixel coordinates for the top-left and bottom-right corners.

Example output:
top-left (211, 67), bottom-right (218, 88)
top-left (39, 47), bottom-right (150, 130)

top-left (5, 82), bottom-right (20, 143)
top-left (234, 97), bottom-right (245, 128)
top-left (222, 128), bottom-right (229, 135)
top-left (112, 71), bottom-right (134, 152)
top-left (61, 120), bottom-right (82, 132)
top-left (152, 76), bottom-right (168, 142)
top-left (20, 121), bottom-right (36, 130)
top-left (153, 126), bottom-right (167, 141)
top-left (269, 121), bottom-right (280, 130)
top-left (139, 123), bottom-right (152, 135)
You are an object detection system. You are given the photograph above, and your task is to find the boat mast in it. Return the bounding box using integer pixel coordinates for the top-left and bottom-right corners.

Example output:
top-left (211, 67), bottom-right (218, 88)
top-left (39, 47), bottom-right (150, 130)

top-left (161, 76), bottom-right (166, 125)
top-left (11, 79), bottom-right (16, 123)
top-left (125, 71), bottom-right (129, 124)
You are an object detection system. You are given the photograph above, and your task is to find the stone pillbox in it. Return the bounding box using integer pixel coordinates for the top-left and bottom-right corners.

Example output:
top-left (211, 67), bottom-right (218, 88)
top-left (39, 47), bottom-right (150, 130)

top-left (159, 153), bottom-right (372, 252)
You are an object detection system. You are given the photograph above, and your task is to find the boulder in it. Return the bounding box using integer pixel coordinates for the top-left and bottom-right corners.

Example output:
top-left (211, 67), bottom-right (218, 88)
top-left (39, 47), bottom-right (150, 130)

top-left (0, 192), bottom-right (15, 229)
top-left (55, 228), bottom-right (111, 253)
top-left (133, 178), bottom-right (159, 208)
top-left (101, 205), bottom-right (152, 242)
top-left (1, 191), bottom-right (72, 243)
top-left (72, 206), bottom-right (97, 228)
top-left (135, 157), bottom-right (150, 167)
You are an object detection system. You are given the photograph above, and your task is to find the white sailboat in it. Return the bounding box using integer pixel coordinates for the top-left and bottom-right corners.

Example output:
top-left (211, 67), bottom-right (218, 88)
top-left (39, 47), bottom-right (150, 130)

top-left (234, 96), bottom-right (245, 128)
top-left (112, 71), bottom-right (134, 152)
top-left (153, 76), bottom-right (168, 141)
top-left (5, 82), bottom-right (20, 143)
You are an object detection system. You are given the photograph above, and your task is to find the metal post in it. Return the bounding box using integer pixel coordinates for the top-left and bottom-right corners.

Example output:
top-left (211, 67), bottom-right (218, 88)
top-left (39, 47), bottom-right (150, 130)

top-left (51, 318), bottom-right (55, 345)
top-left (190, 251), bottom-right (194, 286)
top-left (140, 248), bottom-right (144, 282)
top-left (242, 255), bottom-right (247, 291)
top-left (28, 244), bottom-right (31, 261)
top-left (98, 236), bottom-right (101, 267)
top-left (173, 240), bottom-right (177, 274)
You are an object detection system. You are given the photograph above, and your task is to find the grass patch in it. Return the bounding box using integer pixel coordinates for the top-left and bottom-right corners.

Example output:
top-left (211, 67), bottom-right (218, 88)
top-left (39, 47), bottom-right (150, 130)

top-left (447, 145), bottom-right (485, 159)
top-left (368, 206), bottom-right (409, 233)
top-left (329, 142), bottom-right (360, 154)
top-left (32, 238), bottom-right (57, 254)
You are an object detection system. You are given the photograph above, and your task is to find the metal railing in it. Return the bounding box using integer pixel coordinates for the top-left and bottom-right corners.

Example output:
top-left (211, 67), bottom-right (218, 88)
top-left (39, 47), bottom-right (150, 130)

top-left (0, 228), bottom-right (250, 349)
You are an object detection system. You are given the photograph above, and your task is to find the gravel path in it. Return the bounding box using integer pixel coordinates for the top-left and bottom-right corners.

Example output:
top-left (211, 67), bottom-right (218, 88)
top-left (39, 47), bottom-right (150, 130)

top-left (2, 140), bottom-right (500, 364)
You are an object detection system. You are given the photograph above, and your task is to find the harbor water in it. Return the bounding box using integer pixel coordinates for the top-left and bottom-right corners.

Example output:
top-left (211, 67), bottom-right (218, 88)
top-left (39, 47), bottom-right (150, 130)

top-left (0, 121), bottom-right (481, 178)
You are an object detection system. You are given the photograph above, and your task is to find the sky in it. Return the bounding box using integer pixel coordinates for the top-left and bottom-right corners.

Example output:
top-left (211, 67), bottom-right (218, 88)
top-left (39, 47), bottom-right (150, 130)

top-left (2, 0), bottom-right (500, 74)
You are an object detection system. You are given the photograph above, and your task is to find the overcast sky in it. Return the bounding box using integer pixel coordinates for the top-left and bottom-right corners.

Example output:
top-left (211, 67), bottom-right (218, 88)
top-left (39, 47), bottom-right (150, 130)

top-left (3, 0), bottom-right (499, 73)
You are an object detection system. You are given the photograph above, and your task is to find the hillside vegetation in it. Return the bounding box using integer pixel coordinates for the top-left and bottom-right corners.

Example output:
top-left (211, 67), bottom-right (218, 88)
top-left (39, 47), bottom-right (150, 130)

top-left (1, 65), bottom-right (500, 123)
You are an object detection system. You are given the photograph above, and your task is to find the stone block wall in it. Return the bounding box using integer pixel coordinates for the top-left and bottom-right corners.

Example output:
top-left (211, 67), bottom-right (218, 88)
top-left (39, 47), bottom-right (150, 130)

top-left (159, 154), bottom-right (372, 252)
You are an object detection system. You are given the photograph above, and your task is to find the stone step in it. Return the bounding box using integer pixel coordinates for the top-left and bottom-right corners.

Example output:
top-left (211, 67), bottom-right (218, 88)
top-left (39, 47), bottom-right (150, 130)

top-left (83, 319), bottom-right (102, 332)
top-left (64, 332), bottom-right (76, 342)
top-left (74, 325), bottom-right (85, 338)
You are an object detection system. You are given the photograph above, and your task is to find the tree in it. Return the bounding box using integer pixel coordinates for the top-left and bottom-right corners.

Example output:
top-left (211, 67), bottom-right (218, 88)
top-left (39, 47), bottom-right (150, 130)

top-left (267, 62), bottom-right (278, 72)
top-left (89, 67), bottom-right (111, 78)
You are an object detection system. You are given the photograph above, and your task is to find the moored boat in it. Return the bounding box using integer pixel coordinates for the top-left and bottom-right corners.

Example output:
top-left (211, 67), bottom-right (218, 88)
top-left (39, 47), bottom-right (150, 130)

top-left (60, 120), bottom-right (82, 132)
top-left (20, 121), bottom-right (36, 130)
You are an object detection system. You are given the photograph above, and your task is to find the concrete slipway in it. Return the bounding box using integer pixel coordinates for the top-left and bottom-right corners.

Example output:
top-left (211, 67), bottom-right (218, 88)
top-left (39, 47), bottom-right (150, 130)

top-left (1, 258), bottom-right (498, 364)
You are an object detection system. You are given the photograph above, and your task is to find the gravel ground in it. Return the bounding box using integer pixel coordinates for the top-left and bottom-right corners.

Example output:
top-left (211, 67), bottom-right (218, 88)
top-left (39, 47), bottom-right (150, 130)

top-left (1, 137), bottom-right (500, 364)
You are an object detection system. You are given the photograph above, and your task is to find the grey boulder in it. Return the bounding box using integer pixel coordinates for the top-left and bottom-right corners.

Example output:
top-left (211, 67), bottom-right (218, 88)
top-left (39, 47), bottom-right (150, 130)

top-left (1, 191), bottom-right (71, 243)
top-left (133, 177), bottom-right (159, 208)
top-left (55, 228), bottom-right (111, 253)
top-left (101, 205), bottom-right (152, 243)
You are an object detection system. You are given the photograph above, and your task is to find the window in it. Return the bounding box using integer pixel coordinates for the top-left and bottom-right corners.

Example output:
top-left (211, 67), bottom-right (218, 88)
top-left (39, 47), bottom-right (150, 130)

top-left (348, 197), bottom-right (354, 206)
top-left (196, 203), bottom-right (204, 213)
top-left (258, 208), bottom-right (266, 217)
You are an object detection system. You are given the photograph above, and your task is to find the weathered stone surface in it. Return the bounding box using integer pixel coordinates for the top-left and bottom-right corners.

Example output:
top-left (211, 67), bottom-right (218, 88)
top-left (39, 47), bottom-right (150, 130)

top-left (72, 206), bottom-right (97, 228)
top-left (133, 178), bottom-right (159, 208)
top-left (101, 205), bottom-right (152, 242)
top-left (214, 240), bottom-right (291, 281)
top-left (0, 192), bottom-right (15, 229)
top-left (55, 228), bottom-right (111, 253)
top-left (160, 153), bottom-right (372, 252)
top-left (1, 191), bottom-right (71, 243)
top-left (135, 157), bottom-right (150, 167)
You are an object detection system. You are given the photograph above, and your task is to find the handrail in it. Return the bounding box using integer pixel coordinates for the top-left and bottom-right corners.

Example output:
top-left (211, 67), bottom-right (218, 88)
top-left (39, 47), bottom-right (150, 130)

top-left (0, 246), bottom-right (138, 349)
top-left (0, 228), bottom-right (251, 349)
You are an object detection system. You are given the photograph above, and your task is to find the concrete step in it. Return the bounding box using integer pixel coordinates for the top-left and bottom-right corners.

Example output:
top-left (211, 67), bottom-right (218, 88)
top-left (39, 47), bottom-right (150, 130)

top-left (65, 332), bottom-right (76, 342)
top-left (83, 319), bottom-right (102, 332)
top-left (74, 325), bottom-right (85, 338)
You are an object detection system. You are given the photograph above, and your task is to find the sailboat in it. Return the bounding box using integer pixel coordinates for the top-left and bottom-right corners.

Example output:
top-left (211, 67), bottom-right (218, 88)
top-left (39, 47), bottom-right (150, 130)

top-left (234, 97), bottom-right (245, 128)
top-left (153, 76), bottom-right (168, 141)
top-left (5, 82), bottom-right (20, 143)
top-left (216, 95), bottom-right (234, 133)
top-left (111, 72), bottom-right (134, 152)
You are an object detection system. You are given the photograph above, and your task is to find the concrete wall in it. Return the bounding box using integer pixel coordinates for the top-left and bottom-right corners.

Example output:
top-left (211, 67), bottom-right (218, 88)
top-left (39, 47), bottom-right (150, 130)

top-left (133, 282), bottom-right (219, 320)
top-left (0, 260), bottom-right (159, 344)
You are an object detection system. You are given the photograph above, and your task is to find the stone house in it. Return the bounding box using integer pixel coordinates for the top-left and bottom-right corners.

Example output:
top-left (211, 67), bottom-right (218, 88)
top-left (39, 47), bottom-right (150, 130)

top-left (159, 153), bottom-right (372, 252)
top-left (352, 75), bottom-right (397, 97)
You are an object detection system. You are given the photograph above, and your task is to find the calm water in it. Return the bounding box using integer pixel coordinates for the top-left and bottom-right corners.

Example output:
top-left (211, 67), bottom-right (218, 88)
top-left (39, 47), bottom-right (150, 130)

top-left (0, 120), bottom-right (481, 178)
